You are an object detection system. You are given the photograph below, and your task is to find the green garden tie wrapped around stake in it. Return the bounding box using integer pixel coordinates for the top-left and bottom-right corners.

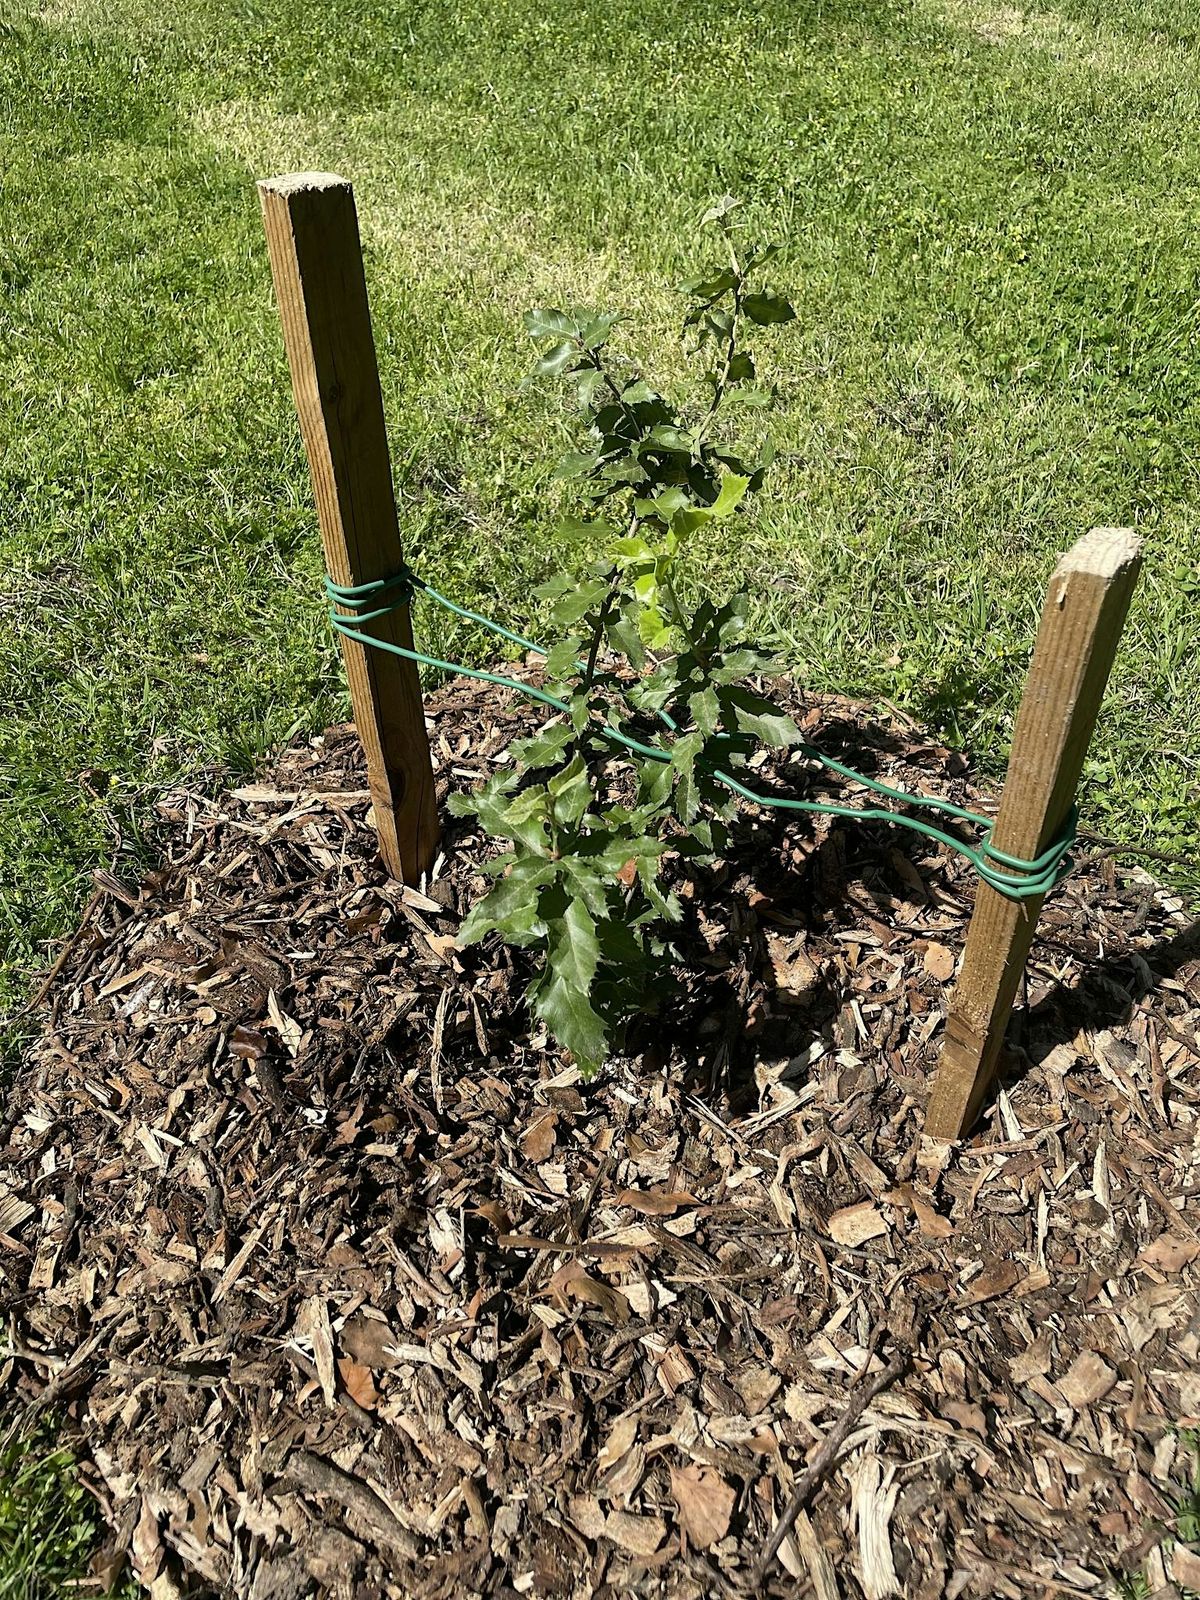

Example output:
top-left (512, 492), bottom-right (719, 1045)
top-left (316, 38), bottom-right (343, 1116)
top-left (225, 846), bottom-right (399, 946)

top-left (324, 571), bottom-right (1077, 902)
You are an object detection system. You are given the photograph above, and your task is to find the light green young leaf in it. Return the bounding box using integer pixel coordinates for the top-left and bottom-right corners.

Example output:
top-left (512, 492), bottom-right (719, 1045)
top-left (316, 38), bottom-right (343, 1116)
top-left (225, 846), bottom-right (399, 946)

top-left (638, 603), bottom-right (671, 649)
top-left (710, 472), bottom-right (750, 518)
top-left (611, 534), bottom-right (654, 564)
top-left (700, 195), bottom-right (741, 227)
top-left (525, 307), bottom-right (578, 339)
top-left (634, 487), bottom-right (690, 522)
top-left (644, 424), bottom-right (694, 454)
top-left (537, 339), bottom-right (579, 375)
top-left (669, 472), bottom-right (749, 540)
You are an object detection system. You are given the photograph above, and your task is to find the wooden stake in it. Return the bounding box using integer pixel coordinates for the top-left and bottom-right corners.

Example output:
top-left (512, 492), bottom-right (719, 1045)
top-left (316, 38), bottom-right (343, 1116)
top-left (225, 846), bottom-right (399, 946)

top-left (925, 527), bottom-right (1142, 1140)
top-left (258, 172), bottom-right (439, 882)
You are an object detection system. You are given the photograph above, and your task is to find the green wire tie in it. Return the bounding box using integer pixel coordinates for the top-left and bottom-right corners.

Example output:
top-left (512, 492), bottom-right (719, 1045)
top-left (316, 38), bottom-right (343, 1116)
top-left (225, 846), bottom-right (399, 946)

top-left (325, 571), bottom-right (1076, 901)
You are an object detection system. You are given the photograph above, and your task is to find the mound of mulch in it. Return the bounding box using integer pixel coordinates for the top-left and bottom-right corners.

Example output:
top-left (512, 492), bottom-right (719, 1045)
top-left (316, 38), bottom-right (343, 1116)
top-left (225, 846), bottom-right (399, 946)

top-left (3, 673), bottom-right (1199, 1600)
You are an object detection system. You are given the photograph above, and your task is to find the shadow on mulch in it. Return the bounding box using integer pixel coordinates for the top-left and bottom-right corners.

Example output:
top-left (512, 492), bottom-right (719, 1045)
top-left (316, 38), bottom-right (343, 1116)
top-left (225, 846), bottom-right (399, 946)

top-left (1024, 919), bottom-right (1200, 1045)
top-left (2, 675), bottom-right (1198, 1600)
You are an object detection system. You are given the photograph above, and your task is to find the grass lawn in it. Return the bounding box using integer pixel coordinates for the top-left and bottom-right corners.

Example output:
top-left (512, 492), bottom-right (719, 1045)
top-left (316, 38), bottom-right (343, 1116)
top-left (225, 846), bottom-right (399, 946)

top-left (1, 0), bottom-right (1198, 1587)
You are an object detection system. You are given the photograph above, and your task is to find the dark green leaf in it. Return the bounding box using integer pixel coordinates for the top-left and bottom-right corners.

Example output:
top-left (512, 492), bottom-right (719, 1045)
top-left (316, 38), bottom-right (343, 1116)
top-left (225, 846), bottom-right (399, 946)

top-left (569, 692), bottom-right (591, 734)
top-left (679, 269), bottom-right (737, 298)
top-left (511, 722), bottom-right (575, 769)
top-left (530, 966), bottom-right (608, 1074)
top-left (576, 369), bottom-right (607, 409)
top-left (554, 450), bottom-right (601, 480)
top-left (596, 918), bottom-right (647, 969)
top-left (548, 754), bottom-right (591, 825)
top-left (671, 730), bottom-right (705, 824)
top-left (688, 686), bottom-right (720, 736)
top-left (545, 893), bottom-right (599, 993)
top-left (605, 612), bottom-right (645, 669)
top-left (742, 290), bottom-right (795, 325)
top-left (534, 573), bottom-right (574, 600)
top-left (559, 855), bottom-right (612, 918)
top-left (551, 578), bottom-right (610, 627)
top-left (637, 861), bottom-right (683, 922)
top-left (480, 782), bottom-right (553, 851)
top-left (638, 756), bottom-right (674, 809)
top-left (720, 685), bottom-right (801, 747)
top-left (744, 243), bottom-right (782, 269)
top-left (544, 636), bottom-right (584, 678)
top-left (580, 311), bottom-right (620, 349)
top-left (457, 856), bottom-right (557, 945)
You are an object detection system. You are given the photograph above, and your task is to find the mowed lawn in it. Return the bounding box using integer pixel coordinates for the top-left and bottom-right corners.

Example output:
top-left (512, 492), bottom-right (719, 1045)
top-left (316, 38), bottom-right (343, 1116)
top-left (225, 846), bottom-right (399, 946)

top-left (1, 0), bottom-right (1199, 1584)
top-left (3, 0), bottom-right (1200, 1028)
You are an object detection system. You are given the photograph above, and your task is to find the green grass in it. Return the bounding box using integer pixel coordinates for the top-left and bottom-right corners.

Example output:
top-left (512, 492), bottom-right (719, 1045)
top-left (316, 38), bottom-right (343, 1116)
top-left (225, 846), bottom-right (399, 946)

top-left (2, 0), bottom-right (1200, 1030)
top-left (1, 0), bottom-right (1198, 1571)
top-left (0, 1422), bottom-right (135, 1598)
top-left (1112, 1428), bottom-right (1200, 1598)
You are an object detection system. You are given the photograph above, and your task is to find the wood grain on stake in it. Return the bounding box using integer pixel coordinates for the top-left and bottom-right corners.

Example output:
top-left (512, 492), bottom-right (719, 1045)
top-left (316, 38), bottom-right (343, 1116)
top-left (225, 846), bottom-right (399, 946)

top-left (258, 172), bottom-right (439, 881)
top-left (925, 527), bottom-right (1142, 1139)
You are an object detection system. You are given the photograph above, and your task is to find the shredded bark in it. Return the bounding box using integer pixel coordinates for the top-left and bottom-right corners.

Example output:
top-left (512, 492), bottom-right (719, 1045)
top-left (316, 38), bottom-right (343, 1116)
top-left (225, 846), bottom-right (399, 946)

top-left (2, 672), bottom-right (1198, 1599)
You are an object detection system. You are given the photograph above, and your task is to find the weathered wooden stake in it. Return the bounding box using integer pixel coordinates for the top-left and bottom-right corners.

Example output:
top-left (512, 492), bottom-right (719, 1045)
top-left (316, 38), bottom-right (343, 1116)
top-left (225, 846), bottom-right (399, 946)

top-left (258, 172), bottom-right (439, 882)
top-left (925, 527), bottom-right (1142, 1140)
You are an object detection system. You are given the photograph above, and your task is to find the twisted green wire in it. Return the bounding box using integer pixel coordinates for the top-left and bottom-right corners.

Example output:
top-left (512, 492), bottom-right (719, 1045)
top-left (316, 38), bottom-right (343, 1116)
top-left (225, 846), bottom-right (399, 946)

top-left (324, 572), bottom-right (1076, 900)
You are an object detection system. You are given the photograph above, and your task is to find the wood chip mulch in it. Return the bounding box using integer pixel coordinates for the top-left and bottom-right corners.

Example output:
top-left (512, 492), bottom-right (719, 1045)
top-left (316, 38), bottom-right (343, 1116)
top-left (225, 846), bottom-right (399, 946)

top-left (3, 674), bottom-right (1199, 1600)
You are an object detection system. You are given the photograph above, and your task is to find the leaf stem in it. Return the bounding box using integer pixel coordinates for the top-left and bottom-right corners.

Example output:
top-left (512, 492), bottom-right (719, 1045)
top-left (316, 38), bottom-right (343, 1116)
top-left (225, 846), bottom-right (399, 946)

top-left (695, 255), bottom-right (743, 452)
top-left (583, 517), bottom-right (638, 688)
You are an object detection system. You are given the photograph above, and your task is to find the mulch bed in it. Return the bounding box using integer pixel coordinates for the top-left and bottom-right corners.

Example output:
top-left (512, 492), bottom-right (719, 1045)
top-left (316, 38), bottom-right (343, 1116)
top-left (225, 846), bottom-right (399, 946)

top-left (3, 673), bottom-right (1199, 1600)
